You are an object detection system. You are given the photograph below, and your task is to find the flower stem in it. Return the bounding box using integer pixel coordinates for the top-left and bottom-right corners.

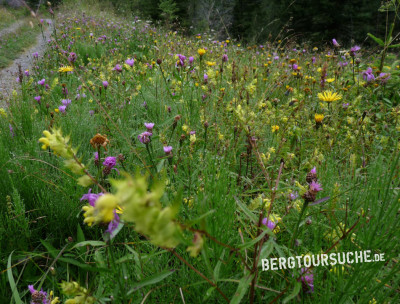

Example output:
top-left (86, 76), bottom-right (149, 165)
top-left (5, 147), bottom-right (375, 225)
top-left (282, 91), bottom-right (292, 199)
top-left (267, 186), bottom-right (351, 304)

top-left (290, 201), bottom-right (309, 249)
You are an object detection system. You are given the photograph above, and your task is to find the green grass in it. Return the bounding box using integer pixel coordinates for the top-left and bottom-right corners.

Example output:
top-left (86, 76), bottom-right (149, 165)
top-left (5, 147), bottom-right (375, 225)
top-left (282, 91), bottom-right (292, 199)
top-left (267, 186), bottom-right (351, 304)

top-left (0, 21), bottom-right (42, 68)
top-left (0, 1), bottom-right (399, 303)
top-left (0, 6), bottom-right (30, 31)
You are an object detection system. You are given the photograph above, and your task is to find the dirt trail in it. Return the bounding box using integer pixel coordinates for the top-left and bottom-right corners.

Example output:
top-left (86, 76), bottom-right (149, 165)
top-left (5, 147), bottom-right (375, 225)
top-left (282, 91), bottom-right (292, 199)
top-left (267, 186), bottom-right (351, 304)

top-left (0, 19), bottom-right (53, 102)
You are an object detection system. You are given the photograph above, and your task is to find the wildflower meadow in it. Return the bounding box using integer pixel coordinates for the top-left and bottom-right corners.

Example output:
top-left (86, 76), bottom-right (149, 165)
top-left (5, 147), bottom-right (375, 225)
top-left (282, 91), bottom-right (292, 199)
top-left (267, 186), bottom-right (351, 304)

top-left (1, 0), bottom-right (400, 303)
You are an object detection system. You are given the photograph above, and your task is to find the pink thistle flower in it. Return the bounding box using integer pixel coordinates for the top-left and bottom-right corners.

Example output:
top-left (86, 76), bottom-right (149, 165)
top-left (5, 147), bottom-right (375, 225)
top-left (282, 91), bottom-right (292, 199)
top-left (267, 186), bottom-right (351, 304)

top-left (310, 181), bottom-right (323, 192)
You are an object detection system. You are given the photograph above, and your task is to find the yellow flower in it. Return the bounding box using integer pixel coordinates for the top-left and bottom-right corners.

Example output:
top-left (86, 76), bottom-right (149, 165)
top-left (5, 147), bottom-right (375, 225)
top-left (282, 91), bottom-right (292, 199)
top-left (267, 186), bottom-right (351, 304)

top-left (58, 66), bottom-right (74, 73)
top-left (0, 108), bottom-right (7, 118)
top-left (206, 61), bottom-right (216, 66)
top-left (271, 125), bottom-right (279, 132)
top-left (198, 48), bottom-right (206, 56)
top-left (326, 78), bottom-right (335, 83)
top-left (315, 114), bottom-right (324, 123)
top-left (318, 91), bottom-right (342, 102)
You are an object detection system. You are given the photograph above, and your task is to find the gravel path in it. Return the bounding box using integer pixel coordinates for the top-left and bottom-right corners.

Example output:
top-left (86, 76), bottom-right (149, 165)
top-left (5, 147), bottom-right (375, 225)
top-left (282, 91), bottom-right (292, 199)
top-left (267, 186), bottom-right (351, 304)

top-left (0, 19), bottom-right (53, 102)
top-left (0, 19), bottom-right (24, 38)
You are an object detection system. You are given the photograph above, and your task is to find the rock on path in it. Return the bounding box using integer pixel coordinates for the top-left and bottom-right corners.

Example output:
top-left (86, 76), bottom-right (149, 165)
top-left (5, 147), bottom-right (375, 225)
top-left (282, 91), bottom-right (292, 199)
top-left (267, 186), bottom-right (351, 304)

top-left (0, 19), bottom-right (53, 102)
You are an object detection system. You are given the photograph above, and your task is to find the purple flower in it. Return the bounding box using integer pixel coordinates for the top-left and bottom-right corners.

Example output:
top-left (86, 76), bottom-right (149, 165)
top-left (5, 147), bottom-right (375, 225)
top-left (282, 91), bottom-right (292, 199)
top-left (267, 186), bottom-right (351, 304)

top-left (144, 122), bottom-right (154, 132)
top-left (292, 63), bottom-right (298, 70)
top-left (310, 181), bottom-right (323, 192)
top-left (274, 56), bottom-right (279, 60)
top-left (24, 70), bottom-right (30, 77)
top-left (125, 58), bottom-right (135, 66)
top-left (342, 103), bottom-right (350, 109)
top-left (222, 54), bottom-right (228, 62)
top-left (310, 167), bottom-right (316, 174)
top-left (299, 268), bottom-right (314, 293)
top-left (105, 211), bottom-right (120, 239)
top-left (68, 52), bottom-right (77, 63)
top-left (262, 217), bottom-right (276, 230)
top-left (102, 80), bottom-right (109, 88)
top-left (350, 45), bottom-right (361, 57)
top-left (189, 56), bottom-right (194, 64)
top-left (204, 73), bottom-right (208, 81)
top-left (289, 192), bottom-right (299, 201)
top-left (332, 38), bottom-right (340, 47)
top-left (9, 124), bottom-right (14, 137)
top-left (378, 72), bottom-right (390, 84)
top-left (58, 105), bottom-right (66, 113)
top-left (362, 67), bottom-right (375, 82)
top-left (113, 64), bottom-right (122, 72)
top-left (163, 146), bottom-right (173, 154)
top-left (176, 54), bottom-right (186, 66)
top-left (103, 156), bottom-right (117, 169)
top-left (38, 79), bottom-right (45, 86)
top-left (32, 52), bottom-right (39, 59)
top-left (89, 110), bottom-right (94, 116)
top-left (34, 96), bottom-right (41, 103)
top-left (62, 99), bottom-right (71, 107)
top-left (80, 188), bottom-right (103, 207)
top-left (190, 130), bottom-right (196, 135)
top-left (138, 131), bottom-right (152, 144)
top-left (28, 285), bottom-right (48, 304)
top-left (312, 57), bottom-right (316, 64)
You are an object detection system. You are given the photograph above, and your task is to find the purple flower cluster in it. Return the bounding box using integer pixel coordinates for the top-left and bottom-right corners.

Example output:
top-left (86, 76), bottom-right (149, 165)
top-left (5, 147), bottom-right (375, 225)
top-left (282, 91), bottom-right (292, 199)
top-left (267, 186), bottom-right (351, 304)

top-left (362, 67), bottom-right (375, 82)
top-left (28, 285), bottom-right (48, 304)
top-left (176, 54), bottom-right (186, 67)
top-left (125, 58), bottom-right (135, 66)
top-left (80, 188), bottom-right (104, 206)
top-left (68, 52), bottom-right (77, 63)
top-left (138, 123), bottom-right (154, 144)
top-left (262, 217), bottom-right (276, 231)
top-left (58, 99), bottom-right (72, 113)
top-left (299, 268), bottom-right (314, 293)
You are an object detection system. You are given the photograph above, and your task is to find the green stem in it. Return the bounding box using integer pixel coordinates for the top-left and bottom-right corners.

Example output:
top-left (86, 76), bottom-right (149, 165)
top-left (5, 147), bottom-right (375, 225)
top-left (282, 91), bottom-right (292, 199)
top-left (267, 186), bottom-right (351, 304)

top-left (290, 201), bottom-right (309, 249)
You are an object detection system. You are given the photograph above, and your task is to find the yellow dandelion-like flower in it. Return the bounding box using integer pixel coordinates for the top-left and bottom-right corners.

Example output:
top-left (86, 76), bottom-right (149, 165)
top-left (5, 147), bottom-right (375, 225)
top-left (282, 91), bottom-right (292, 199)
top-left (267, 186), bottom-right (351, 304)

top-left (206, 61), bottom-right (216, 66)
top-left (198, 48), bottom-right (206, 56)
top-left (326, 78), bottom-right (335, 83)
top-left (271, 125), bottom-right (280, 132)
top-left (58, 66), bottom-right (74, 73)
top-left (315, 114), bottom-right (324, 123)
top-left (318, 91), bottom-right (342, 102)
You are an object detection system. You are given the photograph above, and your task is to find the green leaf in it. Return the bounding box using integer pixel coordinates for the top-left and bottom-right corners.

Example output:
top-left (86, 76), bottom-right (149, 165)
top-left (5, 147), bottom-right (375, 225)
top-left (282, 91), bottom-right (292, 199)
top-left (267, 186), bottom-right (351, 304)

top-left (7, 252), bottom-right (23, 304)
top-left (234, 196), bottom-right (258, 223)
top-left (230, 273), bottom-right (254, 304)
top-left (388, 43), bottom-right (400, 48)
top-left (57, 257), bottom-right (111, 273)
top-left (367, 33), bottom-right (384, 47)
top-left (40, 239), bottom-right (58, 258)
top-left (238, 229), bottom-right (272, 250)
top-left (203, 287), bottom-right (216, 302)
top-left (257, 240), bottom-right (274, 267)
top-left (282, 281), bottom-right (301, 304)
top-left (213, 250), bottom-right (225, 280)
top-left (127, 269), bottom-right (176, 295)
top-left (186, 209), bottom-right (216, 226)
top-left (72, 241), bottom-right (106, 249)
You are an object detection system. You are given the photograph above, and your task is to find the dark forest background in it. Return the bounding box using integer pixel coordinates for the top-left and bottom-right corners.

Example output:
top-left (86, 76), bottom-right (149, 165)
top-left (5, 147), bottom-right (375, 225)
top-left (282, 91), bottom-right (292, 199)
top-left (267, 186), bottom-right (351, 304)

top-left (24, 0), bottom-right (400, 45)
